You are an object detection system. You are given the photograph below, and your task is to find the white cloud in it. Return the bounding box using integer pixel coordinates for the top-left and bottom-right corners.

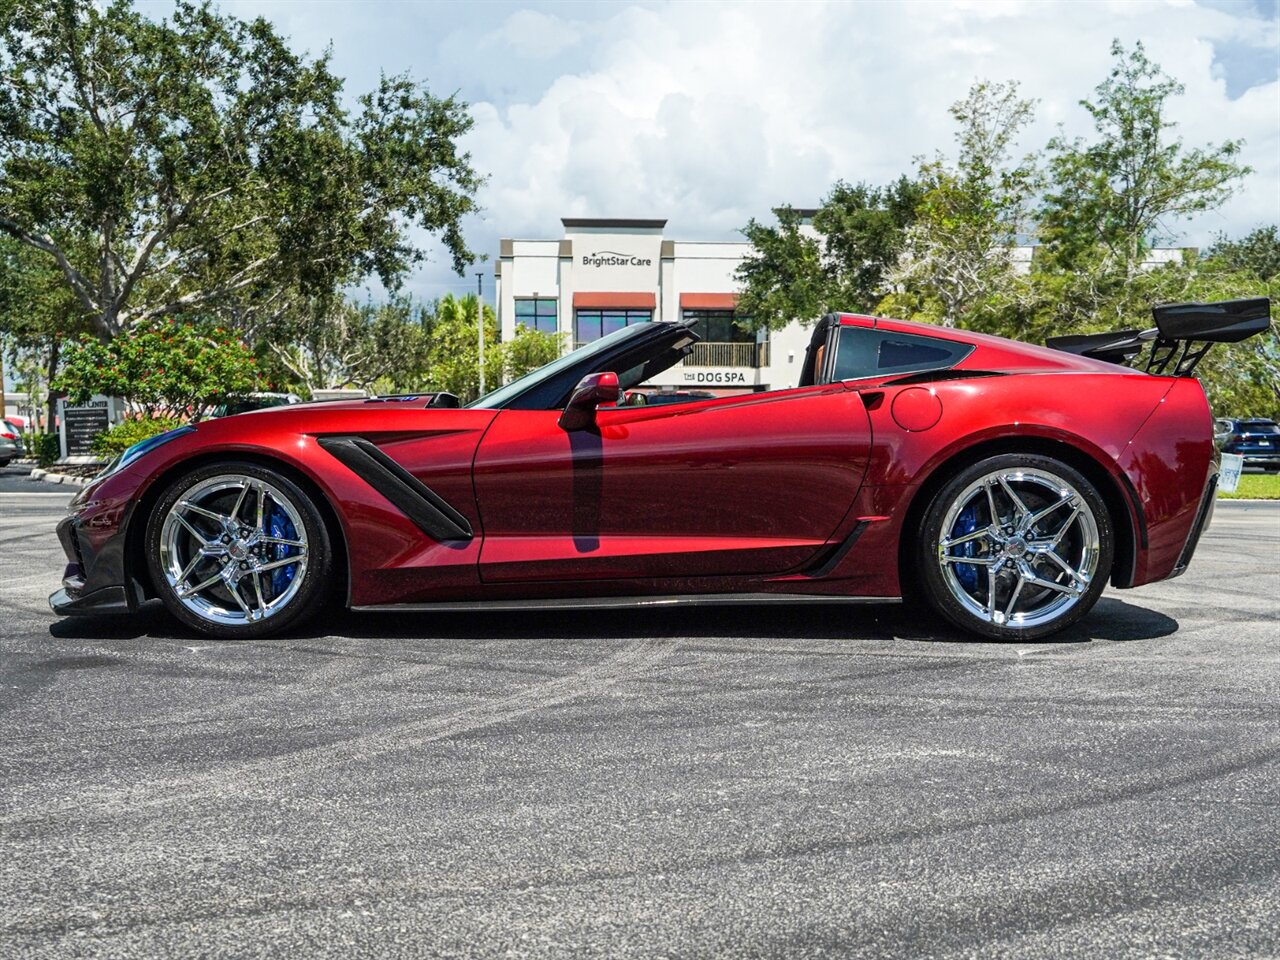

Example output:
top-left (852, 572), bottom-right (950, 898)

top-left (147, 0), bottom-right (1280, 297)
top-left (485, 9), bottom-right (583, 60)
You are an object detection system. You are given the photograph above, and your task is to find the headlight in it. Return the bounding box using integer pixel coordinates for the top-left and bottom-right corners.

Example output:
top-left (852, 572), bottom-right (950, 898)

top-left (98, 426), bottom-right (196, 479)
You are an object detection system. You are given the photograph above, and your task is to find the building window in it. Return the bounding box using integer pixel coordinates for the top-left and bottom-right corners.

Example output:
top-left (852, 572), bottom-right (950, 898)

top-left (515, 298), bottom-right (558, 334)
top-left (680, 309), bottom-right (758, 344)
top-left (574, 309), bottom-right (651, 345)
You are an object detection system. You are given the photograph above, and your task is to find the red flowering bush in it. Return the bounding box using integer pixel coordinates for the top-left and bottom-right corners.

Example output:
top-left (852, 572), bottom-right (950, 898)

top-left (56, 320), bottom-right (259, 421)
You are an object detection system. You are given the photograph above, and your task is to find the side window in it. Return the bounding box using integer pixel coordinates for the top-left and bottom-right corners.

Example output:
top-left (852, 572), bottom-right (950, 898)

top-left (833, 327), bottom-right (972, 381)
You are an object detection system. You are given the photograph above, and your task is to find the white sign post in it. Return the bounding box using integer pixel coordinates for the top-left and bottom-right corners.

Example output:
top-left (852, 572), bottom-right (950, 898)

top-left (1219, 453), bottom-right (1245, 494)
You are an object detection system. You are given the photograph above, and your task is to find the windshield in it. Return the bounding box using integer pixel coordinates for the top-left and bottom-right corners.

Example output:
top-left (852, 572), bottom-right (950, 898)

top-left (468, 324), bottom-right (652, 410)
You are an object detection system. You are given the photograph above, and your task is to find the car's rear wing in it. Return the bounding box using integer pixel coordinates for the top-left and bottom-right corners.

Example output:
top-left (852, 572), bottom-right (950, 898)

top-left (1046, 298), bottom-right (1272, 376)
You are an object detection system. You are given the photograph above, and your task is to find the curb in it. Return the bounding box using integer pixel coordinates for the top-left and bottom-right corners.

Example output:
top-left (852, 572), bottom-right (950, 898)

top-left (28, 468), bottom-right (92, 488)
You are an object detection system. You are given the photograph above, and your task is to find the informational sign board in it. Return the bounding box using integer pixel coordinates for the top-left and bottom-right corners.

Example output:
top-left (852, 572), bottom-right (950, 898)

top-left (1219, 453), bottom-right (1244, 494)
top-left (57, 396), bottom-right (123, 460)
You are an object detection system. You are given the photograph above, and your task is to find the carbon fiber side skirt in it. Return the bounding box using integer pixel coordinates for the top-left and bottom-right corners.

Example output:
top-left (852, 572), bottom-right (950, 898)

top-left (351, 594), bottom-right (902, 613)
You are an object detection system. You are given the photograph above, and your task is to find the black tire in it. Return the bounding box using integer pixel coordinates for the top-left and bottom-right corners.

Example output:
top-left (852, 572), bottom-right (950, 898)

top-left (145, 460), bottom-right (334, 639)
top-left (915, 453), bottom-right (1113, 641)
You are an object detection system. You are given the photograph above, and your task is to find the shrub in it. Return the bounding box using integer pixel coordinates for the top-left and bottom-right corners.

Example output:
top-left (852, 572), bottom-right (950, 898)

top-left (91, 417), bottom-right (184, 459)
top-left (57, 320), bottom-right (259, 420)
top-left (33, 433), bottom-right (61, 467)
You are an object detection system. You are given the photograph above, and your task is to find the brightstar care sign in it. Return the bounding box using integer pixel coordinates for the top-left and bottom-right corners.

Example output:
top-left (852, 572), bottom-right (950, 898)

top-left (582, 250), bottom-right (653, 268)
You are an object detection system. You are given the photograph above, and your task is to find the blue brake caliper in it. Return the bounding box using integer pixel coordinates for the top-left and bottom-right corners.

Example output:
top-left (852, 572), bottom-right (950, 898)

top-left (267, 505), bottom-right (298, 597)
top-left (950, 505), bottom-right (981, 591)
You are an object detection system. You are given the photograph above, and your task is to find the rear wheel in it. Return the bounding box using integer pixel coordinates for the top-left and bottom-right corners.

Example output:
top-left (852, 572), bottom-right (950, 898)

top-left (916, 454), bottom-right (1113, 640)
top-left (146, 462), bottom-right (333, 639)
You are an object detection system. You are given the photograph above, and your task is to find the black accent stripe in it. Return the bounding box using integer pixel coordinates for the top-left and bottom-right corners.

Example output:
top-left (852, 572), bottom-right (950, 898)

top-left (883, 369), bottom-right (1002, 386)
top-left (1114, 467), bottom-right (1149, 558)
top-left (1172, 472), bottom-right (1218, 576)
top-left (804, 521), bottom-right (870, 579)
top-left (318, 437), bottom-right (473, 542)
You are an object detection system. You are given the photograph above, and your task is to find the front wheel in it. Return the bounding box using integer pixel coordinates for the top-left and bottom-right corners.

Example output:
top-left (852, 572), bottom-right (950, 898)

top-left (916, 454), bottom-right (1113, 641)
top-left (146, 462), bottom-right (334, 639)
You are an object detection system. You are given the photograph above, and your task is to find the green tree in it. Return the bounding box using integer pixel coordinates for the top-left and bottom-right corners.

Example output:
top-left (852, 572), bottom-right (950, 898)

top-left (0, 0), bottom-right (482, 341)
top-left (0, 235), bottom-right (94, 430)
top-left (813, 178), bottom-right (924, 314)
top-left (422, 293), bottom-right (499, 403)
top-left (363, 299), bottom-right (432, 394)
top-left (256, 296), bottom-right (431, 396)
top-left (1206, 226), bottom-right (1280, 283)
top-left (1012, 40), bottom-right (1259, 357)
top-left (884, 80), bottom-right (1037, 328)
top-left (56, 319), bottom-right (259, 419)
top-left (734, 207), bottom-right (826, 332)
top-left (735, 179), bottom-right (922, 330)
top-left (1041, 39), bottom-right (1249, 276)
top-left (494, 324), bottom-right (564, 383)
top-left (1185, 237), bottom-right (1279, 418)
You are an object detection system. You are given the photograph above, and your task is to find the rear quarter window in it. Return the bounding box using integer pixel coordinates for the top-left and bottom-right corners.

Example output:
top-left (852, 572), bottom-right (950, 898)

top-left (834, 327), bottom-right (974, 381)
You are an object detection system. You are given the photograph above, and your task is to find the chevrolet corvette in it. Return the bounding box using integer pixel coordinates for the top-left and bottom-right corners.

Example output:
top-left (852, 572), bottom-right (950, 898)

top-left (50, 298), bottom-right (1271, 640)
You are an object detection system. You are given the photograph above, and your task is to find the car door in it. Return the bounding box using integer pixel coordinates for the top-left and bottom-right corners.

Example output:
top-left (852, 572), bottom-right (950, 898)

top-left (471, 384), bottom-right (872, 583)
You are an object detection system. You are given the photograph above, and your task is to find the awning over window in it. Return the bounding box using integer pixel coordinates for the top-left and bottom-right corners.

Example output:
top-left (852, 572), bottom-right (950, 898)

top-left (680, 292), bottom-right (738, 311)
top-left (573, 292), bottom-right (656, 309)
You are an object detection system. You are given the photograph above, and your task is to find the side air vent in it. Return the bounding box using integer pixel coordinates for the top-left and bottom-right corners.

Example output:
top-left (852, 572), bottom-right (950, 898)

top-left (317, 437), bottom-right (473, 542)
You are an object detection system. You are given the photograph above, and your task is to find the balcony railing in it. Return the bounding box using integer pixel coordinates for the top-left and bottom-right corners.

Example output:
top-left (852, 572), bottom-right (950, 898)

top-left (681, 341), bottom-right (769, 368)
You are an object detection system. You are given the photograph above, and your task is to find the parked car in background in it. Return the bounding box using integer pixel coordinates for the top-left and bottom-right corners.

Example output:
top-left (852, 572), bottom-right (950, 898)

top-left (0, 419), bottom-right (25, 466)
top-left (1217, 417), bottom-right (1280, 472)
top-left (209, 393), bottom-right (302, 418)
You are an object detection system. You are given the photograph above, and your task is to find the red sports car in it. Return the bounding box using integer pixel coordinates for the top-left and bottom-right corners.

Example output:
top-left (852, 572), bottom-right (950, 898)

top-left (51, 298), bottom-right (1270, 641)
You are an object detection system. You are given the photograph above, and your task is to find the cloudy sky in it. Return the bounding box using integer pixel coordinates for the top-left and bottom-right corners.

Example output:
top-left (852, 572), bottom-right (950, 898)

top-left (146, 0), bottom-right (1280, 302)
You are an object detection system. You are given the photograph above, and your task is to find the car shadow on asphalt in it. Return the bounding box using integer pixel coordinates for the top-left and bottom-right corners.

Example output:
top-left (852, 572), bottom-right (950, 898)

top-left (46, 595), bottom-right (1178, 647)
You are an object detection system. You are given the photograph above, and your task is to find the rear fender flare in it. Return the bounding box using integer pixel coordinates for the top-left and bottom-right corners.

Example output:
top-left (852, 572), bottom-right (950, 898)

top-left (895, 430), bottom-right (1145, 593)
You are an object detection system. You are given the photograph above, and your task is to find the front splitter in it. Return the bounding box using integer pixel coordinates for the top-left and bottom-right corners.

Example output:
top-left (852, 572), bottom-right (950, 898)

top-left (49, 585), bottom-right (133, 617)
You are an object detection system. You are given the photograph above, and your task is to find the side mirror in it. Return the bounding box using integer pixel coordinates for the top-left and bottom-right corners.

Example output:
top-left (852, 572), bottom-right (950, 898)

top-left (558, 371), bottom-right (620, 431)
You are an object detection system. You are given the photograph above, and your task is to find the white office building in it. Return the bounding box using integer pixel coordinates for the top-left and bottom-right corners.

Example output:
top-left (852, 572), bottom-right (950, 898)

top-left (495, 218), bottom-right (813, 396)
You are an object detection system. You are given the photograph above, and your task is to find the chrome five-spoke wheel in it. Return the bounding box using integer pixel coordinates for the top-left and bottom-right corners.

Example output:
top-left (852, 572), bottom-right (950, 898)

top-left (147, 463), bottom-right (332, 638)
top-left (918, 454), bottom-right (1113, 640)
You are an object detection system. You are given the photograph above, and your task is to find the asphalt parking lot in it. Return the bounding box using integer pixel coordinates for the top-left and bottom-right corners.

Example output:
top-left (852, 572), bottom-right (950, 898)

top-left (2, 472), bottom-right (1278, 959)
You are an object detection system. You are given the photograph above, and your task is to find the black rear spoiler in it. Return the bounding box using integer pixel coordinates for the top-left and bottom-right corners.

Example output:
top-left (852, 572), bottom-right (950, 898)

top-left (1046, 297), bottom-right (1272, 376)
